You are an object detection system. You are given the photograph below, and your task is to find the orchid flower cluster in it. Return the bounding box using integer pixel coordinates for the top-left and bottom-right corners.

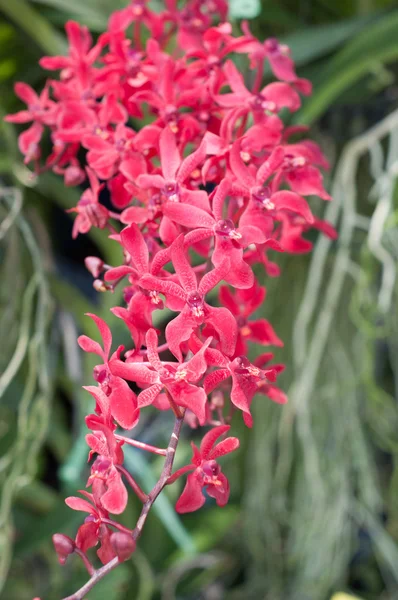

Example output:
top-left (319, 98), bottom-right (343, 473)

top-left (6, 0), bottom-right (336, 597)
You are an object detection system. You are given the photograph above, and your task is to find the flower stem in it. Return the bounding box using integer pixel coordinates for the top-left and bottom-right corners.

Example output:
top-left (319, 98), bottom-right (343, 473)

top-left (100, 518), bottom-right (133, 535)
top-left (115, 434), bottom-right (167, 456)
top-left (133, 410), bottom-right (186, 540)
top-left (116, 465), bottom-right (147, 503)
top-left (74, 549), bottom-right (95, 576)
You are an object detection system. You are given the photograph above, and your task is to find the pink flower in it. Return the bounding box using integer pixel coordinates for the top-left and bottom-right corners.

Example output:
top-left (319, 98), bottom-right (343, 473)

top-left (136, 127), bottom-right (209, 210)
top-left (170, 424), bottom-right (239, 513)
top-left (229, 141), bottom-right (315, 234)
top-left (87, 456), bottom-right (128, 515)
top-left (39, 21), bottom-right (105, 86)
top-left (139, 235), bottom-right (237, 360)
top-left (203, 347), bottom-right (281, 427)
top-left (219, 282), bottom-right (283, 356)
top-left (4, 82), bottom-right (56, 126)
top-left (138, 329), bottom-right (211, 423)
top-left (78, 313), bottom-right (139, 430)
top-left (163, 178), bottom-right (271, 289)
top-left (67, 168), bottom-right (109, 238)
top-left (214, 59), bottom-right (302, 124)
top-left (65, 492), bottom-right (117, 563)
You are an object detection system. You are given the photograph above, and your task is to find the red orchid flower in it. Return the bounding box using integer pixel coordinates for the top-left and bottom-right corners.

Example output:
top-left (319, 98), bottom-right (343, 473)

top-left (4, 82), bottom-right (56, 126)
top-left (67, 168), bottom-right (109, 239)
top-left (219, 282), bottom-right (283, 356)
top-left (169, 424), bottom-right (239, 513)
top-left (253, 352), bottom-right (288, 406)
top-left (163, 178), bottom-right (283, 289)
top-left (139, 234), bottom-right (237, 360)
top-left (78, 313), bottom-right (139, 429)
top-left (139, 329), bottom-right (211, 423)
top-left (85, 414), bottom-right (124, 466)
top-left (104, 223), bottom-right (167, 349)
top-left (131, 57), bottom-right (201, 138)
top-left (136, 126), bottom-right (210, 210)
top-left (39, 21), bottom-right (106, 87)
top-left (203, 346), bottom-right (281, 427)
top-left (214, 59), bottom-right (302, 123)
top-left (174, 0), bottom-right (229, 51)
top-left (278, 213), bottom-right (338, 253)
top-left (87, 455), bottom-right (128, 515)
top-left (65, 491), bottom-right (117, 564)
top-left (229, 141), bottom-right (314, 238)
top-left (109, 328), bottom-right (211, 423)
top-left (233, 25), bottom-right (299, 83)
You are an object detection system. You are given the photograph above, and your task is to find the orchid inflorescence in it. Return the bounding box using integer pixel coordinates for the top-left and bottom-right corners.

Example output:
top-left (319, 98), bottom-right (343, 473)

top-left (6, 0), bottom-right (336, 597)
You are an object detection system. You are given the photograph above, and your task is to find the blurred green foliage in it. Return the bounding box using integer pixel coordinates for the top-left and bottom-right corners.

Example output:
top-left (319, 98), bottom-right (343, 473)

top-left (0, 1), bottom-right (397, 599)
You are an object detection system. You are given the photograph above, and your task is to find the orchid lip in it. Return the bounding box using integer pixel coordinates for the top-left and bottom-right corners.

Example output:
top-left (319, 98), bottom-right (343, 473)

top-left (214, 218), bottom-right (241, 239)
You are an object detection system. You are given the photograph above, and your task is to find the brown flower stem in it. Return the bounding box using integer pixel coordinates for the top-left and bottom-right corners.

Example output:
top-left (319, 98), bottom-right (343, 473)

top-left (61, 411), bottom-right (185, 600)
top-left (165, 389), bottom-right (184, 419)
top-left (132, 410), bottom-right (185, 541)
top-left (74, 548), bottom-right (95, 576)
top-left (100, 518), bottom-right (133, 535)
top-left (62, 557), bottom-right (120, 600)
top-left (116, 465), bottom-right (148, 503)
top-left (115, 434), bottom-right (167, 456)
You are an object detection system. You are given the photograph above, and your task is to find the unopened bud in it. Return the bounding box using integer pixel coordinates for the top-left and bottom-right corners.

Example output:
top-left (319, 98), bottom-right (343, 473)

top-left (64, 165), bottom-right (85, 187)
top-left (110, 532), bottom-right (136, 562)
top-left (52, 533), bottom-right (75, 565)
top-left (85, 256), bottom-right (104, 278)
top-left (93, 279), bottom-right (108, 292)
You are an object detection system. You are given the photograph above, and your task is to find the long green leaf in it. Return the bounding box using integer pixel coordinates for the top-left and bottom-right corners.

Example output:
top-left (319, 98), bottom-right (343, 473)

top-left (297, 11), bottom-right (398, 124)
top-left (0, 0), bottom-right (66, 55)
top-left (29, 0), bottom-right (111, 32)
top-left (280, 13), bottom-right (378, 68)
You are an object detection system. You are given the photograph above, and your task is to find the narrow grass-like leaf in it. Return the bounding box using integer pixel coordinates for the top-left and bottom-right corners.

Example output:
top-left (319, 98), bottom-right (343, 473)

top-left (0, 0), bottom-right (66, 55)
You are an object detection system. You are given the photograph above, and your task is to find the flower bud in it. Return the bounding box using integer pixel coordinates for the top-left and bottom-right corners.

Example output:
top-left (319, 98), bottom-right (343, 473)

top-left (52, 533), bottom-right (75, 565)
top-left (85, 256), bottom-right (104, 278)
top-left (64, 164), bottom-right (85, 187)
top-left (110, 532), bottom-right (136, 562)
top-left (93, 279), bottom-right (108, 292)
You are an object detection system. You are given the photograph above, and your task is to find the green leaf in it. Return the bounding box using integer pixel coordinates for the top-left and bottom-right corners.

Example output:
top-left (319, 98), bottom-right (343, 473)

top-left (15, 480), bottom-right (58, 513)
top-left (0, 0), bottom-right (66, 55)
top-left (254, 1), bottom-right (299, 27)
top-left (296, 11), bottom-right (398, 124)
top-left (29, 0), bottom-right (111, 32)
top-left (0, 59), bottom-right (17, 81)
top-left (14, 501), bottom-right (81, 556)
top-left (58, 429), bottom-right (87, 489)
top-left (192, 506), bottom-right (238, 553)
top-left (280, 14), bottom-right (378, 68)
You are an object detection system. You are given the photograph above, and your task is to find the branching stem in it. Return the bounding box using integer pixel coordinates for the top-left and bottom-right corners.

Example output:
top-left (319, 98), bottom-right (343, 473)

top-left (115, 434), bottom-right (167, 456)
top-left (61, 411), bottom-right (185, 600)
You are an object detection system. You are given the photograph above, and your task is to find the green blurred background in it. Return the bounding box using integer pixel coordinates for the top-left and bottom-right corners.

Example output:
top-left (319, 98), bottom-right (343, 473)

top-left (0, 1), bottom-right (398, 599)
